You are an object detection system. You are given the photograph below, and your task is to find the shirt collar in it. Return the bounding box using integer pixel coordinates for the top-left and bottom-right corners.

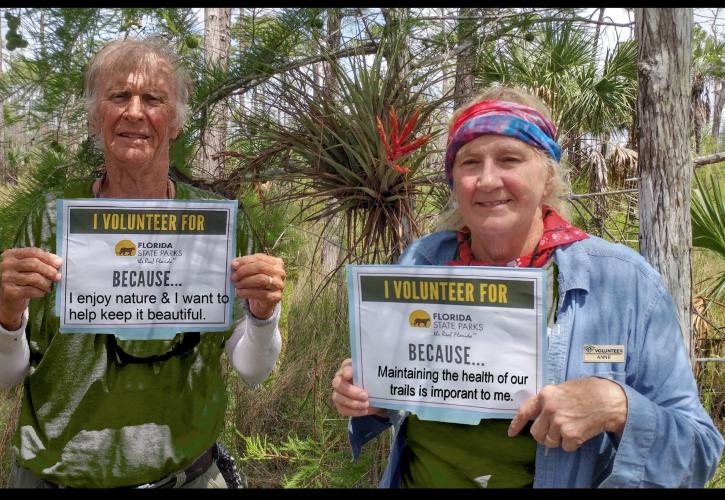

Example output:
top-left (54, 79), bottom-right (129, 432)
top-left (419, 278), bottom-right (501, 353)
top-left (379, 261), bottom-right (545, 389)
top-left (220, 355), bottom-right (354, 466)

top-left (552, 242), bottom-right (591, 294)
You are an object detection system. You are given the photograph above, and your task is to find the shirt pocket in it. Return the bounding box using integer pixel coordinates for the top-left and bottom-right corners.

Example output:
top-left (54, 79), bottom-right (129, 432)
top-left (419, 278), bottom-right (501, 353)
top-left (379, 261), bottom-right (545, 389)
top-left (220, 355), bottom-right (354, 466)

top-left (592, 369), bottom-right (626, 384)
top-left (569, 367), bottom-right (626, 385)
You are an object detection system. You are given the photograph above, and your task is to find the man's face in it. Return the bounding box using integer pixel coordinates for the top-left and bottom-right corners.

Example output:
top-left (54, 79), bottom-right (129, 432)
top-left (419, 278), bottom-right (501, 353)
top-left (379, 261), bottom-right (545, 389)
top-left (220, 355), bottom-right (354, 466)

top-left (92, 64), bottom-right (178, 170)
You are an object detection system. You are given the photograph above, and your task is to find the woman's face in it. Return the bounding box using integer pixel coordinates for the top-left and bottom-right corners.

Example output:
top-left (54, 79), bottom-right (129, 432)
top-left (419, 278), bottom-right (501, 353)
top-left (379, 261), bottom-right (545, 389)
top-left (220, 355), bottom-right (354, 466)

top-left (92, 63), bottom-right (178, 171)
top-left (451, 134), bottom-right (551, 243)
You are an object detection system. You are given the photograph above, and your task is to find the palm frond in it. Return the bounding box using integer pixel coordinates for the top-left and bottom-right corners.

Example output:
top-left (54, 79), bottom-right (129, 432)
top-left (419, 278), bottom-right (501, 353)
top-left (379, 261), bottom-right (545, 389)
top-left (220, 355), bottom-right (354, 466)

top-left (475, 20), bottom-right (636, 143)
top-left (692, 172), bottom-right (725, 300)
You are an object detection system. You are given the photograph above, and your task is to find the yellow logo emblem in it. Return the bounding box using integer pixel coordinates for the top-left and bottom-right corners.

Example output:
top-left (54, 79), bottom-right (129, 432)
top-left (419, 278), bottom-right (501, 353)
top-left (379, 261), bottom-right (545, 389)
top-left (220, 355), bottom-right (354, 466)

top-left (409, 310), bottom-right (431, 328)
top-left (115, 239), bottom-right (137, 256)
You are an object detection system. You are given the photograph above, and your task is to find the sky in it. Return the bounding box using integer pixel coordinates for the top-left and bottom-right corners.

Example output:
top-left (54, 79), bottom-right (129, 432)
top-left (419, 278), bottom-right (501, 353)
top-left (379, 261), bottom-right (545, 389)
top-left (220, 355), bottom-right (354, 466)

top-left (587, 8), bottom-right (725, 48)
top-left (583, 8), bottom-right (633, 55)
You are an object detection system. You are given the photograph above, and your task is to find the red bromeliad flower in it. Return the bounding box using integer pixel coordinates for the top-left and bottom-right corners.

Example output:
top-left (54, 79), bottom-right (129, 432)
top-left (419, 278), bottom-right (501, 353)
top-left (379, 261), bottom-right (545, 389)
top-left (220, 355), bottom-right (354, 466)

top-left (376, 106), bottom-right (432, 175)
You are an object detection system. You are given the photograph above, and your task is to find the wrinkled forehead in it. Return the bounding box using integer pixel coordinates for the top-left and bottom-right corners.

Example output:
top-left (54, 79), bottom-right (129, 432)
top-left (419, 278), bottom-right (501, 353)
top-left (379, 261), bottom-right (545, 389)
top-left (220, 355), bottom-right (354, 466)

top-left (97, 53), bottom-right (175, 94)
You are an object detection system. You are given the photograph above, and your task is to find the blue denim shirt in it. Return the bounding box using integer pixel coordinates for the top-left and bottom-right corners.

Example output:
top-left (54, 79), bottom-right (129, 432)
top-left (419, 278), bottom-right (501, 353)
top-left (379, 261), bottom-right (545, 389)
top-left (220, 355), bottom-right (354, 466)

top-left (349, 231), bottom-right (724, 488)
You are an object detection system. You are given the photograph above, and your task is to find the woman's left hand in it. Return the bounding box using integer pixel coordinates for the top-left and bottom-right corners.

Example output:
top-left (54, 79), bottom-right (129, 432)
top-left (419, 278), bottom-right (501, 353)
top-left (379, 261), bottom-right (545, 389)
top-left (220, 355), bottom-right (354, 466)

top-left (230, 253), bottom-right (286, 320)
top-left (507, 377), bottom-right (628, 452)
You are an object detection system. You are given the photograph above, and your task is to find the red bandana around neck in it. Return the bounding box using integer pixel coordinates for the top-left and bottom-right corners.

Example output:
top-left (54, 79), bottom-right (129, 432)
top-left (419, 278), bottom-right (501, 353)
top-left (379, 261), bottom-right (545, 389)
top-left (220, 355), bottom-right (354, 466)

top-left (447, 205), bottom-right (589, 268)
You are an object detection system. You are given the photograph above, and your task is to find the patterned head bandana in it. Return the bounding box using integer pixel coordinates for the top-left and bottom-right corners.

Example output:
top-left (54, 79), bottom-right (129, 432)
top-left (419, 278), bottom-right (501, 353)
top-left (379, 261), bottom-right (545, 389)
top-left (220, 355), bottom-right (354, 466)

top-left (445, 100), bottom-right (561, 185)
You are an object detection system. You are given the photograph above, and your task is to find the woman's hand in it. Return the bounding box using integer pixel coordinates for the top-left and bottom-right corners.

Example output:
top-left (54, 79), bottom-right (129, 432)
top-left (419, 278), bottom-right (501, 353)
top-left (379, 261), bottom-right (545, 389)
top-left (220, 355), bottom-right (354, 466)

top-left (0, 247), bottom-right (63, 330)
top-left (331, 358), bottom-right (387, 418)
top-left (508, 377), bottom-right (628, 452)
top-left (230, 253), bottom-right (286, 320)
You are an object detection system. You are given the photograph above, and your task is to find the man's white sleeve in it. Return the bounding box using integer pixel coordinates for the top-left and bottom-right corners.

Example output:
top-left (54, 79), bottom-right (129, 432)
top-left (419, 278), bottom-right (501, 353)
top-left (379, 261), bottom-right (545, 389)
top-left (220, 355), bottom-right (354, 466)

top-left (225, 301), bottom-right (282, 387)
top-left (0, 309), bottom-right (30, 389)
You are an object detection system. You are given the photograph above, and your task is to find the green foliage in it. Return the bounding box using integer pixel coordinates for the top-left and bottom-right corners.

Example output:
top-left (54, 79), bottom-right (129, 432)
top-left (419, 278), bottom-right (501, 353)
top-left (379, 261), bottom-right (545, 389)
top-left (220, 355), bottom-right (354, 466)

top-left (185, 35), bottom-right (200, 49)
top-left (0, 8), bottom-right (205, 153)
top-left (0, 147), bottom-right (96, 249)
top-left (169, 132), bottom-right (197, 179)
top-left (236, 186), bottom-right (303, 264)
top-left (4, 11), bottom-right (29, 51)
top-left (0, 7), bottom-right (721, 489)
top-left (228, 9), bottom-right (322, 76)
top-left (2, 104), bottom-right (21, 127)
top-left (2, 145), bottom-right (31, 183)
top-left (693, 24), bottom-right (725, 79)
top-left (568, 196), bottom-right (639, 247)
top-left (567, 39), bottom-right (637, 133)
top-left (692, 170), bottom-right (725, 300)
top-left (478, 20), bottom-right (637, 145)
top-left (0, 9), bottom-right (122, 143)
top-left (240, 39), bottom-right (448, 263)
top-left (237, 422), bottom-right (376, 488)
top-left (225, 244), bottom-right (388, 487)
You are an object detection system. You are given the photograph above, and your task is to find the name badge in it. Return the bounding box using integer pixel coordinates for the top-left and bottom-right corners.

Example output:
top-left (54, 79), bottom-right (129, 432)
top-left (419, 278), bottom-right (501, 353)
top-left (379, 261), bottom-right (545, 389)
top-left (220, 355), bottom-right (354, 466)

top-left (583, 344), bottom-right (625, 363)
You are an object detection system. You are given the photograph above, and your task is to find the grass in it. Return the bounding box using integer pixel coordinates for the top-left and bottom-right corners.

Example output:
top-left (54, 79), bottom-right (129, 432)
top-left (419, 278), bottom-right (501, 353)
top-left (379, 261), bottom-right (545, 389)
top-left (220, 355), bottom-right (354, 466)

top-left (707, 453), bottom-right (725, 488)
top-left (221, 227), bottom-right (389, 487)
top-left (692, 159), bottom-right (725, 486)
top-left (0, 386), bottom-right (21, 487)
top-left (693, 245), bottom-right (725, 489)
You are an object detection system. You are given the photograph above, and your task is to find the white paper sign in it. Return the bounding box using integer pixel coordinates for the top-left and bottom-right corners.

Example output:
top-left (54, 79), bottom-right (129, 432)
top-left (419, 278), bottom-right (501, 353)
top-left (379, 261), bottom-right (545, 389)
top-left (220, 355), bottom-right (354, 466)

top-left (56, 199), bottom-right (237, 340)
top-left (347, 264), bottom-right (547, 425)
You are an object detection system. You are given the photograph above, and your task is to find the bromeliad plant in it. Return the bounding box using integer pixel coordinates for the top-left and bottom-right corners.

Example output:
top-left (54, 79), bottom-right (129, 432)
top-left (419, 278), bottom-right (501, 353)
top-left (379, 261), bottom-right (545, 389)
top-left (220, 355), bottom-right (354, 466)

top-left (231, 41), bottom-right (449, 264)
top-left (376, 107), bottom-right (432, 175)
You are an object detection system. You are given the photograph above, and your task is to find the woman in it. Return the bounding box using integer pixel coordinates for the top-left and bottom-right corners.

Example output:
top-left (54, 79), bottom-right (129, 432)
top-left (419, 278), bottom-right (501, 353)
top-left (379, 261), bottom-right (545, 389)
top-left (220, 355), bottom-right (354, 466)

top-left (0, 37), bottom-right (286, 488)
top-left (331, 87), bottom-right (724, 488)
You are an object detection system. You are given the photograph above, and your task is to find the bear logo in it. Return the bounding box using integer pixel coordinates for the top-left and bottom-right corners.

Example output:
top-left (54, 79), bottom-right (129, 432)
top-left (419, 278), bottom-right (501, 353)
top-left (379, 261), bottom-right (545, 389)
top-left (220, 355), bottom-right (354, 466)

top-left (409, 310), bottom-right (431, 328)
top-left (114, 239), bottom-right (137, 257)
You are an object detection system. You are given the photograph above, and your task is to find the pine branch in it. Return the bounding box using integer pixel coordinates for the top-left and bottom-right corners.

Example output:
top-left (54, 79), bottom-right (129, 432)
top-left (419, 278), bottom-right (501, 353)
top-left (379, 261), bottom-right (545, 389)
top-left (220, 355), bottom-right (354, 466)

top-left (191, 41), bottom-right (378, 117)
top-left (693, 151), bottom-right (725, 167)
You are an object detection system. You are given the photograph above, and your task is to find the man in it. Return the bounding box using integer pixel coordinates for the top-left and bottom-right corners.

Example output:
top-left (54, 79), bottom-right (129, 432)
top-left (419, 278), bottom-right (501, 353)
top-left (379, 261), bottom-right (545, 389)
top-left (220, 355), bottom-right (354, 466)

top-left (0, 37), bottom-right (286, 488)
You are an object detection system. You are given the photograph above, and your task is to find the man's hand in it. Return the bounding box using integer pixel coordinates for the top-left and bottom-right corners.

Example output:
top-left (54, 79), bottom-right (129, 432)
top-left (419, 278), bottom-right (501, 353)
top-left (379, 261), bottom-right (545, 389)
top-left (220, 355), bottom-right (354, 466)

top-left (0, 247), bottom-right (63, 330)
top-left (508, 377), bottom-right (628, 452)
top-left (230, 253), bottom-right (286, 320)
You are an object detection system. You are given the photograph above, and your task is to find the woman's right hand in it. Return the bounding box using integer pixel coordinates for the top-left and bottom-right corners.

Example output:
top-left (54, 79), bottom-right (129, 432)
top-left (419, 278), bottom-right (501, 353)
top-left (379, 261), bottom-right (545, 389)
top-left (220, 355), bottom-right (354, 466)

top-left (331, 358), bottom-right (387, 418)
top-left (0, 247), bottom-right (62, 330)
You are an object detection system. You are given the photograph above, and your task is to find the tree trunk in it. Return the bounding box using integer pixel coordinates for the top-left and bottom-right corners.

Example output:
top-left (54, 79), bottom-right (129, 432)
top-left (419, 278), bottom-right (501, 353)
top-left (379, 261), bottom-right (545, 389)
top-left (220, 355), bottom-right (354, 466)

top-left (627, 107), bottom-right (638, 151)
top-left (323, 9), bottom-right (341, 97)
top-left (311, 37), bottom-right (322, 102)
top-left (39, 10), bottom-right (47, 61)
top-left (454, 8), bottom-right (479, 109)
top-left (592, 8), bottom-right (605, 65)
top-left (38, 10), bottom-right (52, 144)
top-left (381, 8), bottom-right (412, 97)
top-left (196, 8), bottom-right (232, 180)
top-left (712, 77), bottom-right (724, 142)
top-left (320, 9), bottom-right (344, 289)
top-left (691, 72), bottom-right (706, 154)
top-left (590, 134), bottom-right (609, 234)
top-left (252, 82), bottom-right (261, 115)
top-left (439, 8), bottom-right (454, 102)
top-left (591, 8), bottom-right (608, 214)
top-left (236, 8), bottom-right (246, 126)
top-left (635, 8), bottom-right (694, 363)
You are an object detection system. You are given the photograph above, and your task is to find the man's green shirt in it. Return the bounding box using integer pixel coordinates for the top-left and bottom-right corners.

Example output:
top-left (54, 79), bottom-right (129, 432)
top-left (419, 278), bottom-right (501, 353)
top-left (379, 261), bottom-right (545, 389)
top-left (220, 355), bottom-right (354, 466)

top-left (13, 177), bottom-right (237, 488)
